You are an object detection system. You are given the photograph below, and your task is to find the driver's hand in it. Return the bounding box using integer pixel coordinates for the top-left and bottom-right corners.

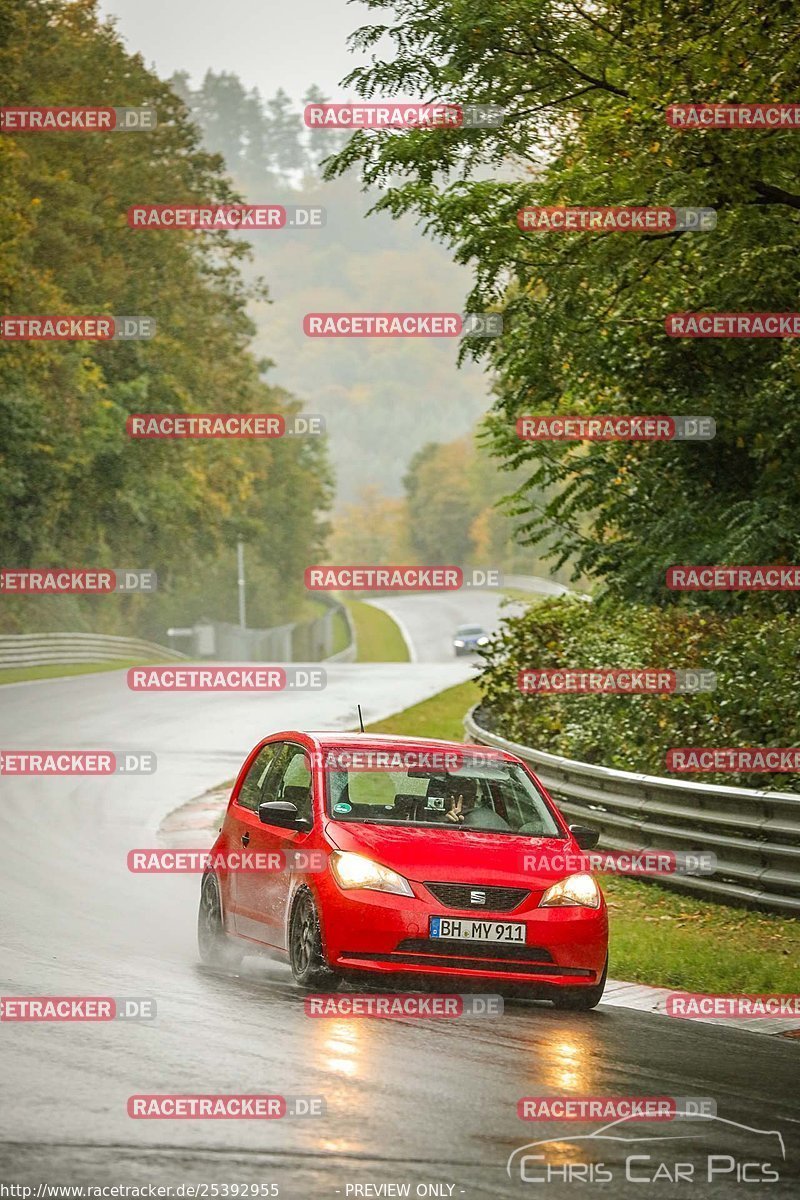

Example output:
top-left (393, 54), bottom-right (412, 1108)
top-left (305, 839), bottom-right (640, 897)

top-left (446, 795), bottom-right (464, 823)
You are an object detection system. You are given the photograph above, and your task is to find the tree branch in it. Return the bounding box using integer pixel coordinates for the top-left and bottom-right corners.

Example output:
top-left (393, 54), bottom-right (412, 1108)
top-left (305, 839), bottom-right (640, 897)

top-left (752, 181), bottom-right (800, 210)
top-left (499, 39), bottom-right (630, 99)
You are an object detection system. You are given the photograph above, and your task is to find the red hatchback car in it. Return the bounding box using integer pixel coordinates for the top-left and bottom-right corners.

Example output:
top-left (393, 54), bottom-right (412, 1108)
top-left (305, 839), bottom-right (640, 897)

top-left (198, 731), bottom-right (609, 1009)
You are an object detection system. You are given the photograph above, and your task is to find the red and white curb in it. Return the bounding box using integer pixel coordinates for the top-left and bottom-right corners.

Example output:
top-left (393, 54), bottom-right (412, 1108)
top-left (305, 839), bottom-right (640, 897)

top-left (601, 978), bottom-right (800, 1037)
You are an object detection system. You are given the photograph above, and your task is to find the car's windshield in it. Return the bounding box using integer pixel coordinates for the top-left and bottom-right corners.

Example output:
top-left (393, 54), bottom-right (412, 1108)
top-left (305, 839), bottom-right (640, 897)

top-left (325, 760), bottom-right (565, 837)
top-left (457, 626), bottom-right (484, 635)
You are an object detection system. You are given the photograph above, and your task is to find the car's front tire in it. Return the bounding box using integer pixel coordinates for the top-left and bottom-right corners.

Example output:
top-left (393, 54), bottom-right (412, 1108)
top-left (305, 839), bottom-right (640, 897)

top-left (288, 888), bottom-right (338, 990)
top-left (551, 957), bottom-right (608, 1011)
top-left (197, 872), bottom-right (243, 970)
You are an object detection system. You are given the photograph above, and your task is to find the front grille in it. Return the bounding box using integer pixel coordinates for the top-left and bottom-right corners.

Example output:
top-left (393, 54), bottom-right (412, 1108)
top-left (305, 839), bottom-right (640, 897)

top-left (425, 881), bottom-right (530, 912)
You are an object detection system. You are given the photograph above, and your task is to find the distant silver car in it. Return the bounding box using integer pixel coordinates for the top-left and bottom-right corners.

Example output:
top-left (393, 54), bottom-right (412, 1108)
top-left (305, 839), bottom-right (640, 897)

top-left (453, 624), bottom-right (490, 656)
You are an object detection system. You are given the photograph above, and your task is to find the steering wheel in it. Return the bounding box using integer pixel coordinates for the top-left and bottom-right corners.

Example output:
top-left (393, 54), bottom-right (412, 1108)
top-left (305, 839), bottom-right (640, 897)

top-left (461, 806), bottom-right (511, 831)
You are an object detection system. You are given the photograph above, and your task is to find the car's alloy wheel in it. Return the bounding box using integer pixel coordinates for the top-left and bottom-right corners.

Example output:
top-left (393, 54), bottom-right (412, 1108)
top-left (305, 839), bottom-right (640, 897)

top-left (197, 873), bottom-right (243, 970)
top-left (288, 889), bottom-right (337, 990)
top-left (551, 956), bottom-right (608, 1011)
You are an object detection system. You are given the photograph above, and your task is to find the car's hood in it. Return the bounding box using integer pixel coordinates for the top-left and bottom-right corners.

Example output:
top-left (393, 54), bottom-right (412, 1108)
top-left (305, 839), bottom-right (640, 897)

top-left (324, 820), bottom-right (575, 891)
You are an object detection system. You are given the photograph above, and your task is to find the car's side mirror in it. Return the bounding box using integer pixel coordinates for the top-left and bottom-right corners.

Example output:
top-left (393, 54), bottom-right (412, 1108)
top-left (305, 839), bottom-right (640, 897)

top-left (569, 824), bottom-right (600, 850)
top-left (258, 800), bottom-right (310, 830)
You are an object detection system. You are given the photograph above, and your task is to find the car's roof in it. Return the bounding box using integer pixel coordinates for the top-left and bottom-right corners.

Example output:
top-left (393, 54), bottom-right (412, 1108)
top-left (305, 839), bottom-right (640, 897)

top-left (304, 731), bottom-right (484, 747)
top-left (292, 730), bottom-right (515, 758)
top-left (456, 624), bottom-right (486, 632)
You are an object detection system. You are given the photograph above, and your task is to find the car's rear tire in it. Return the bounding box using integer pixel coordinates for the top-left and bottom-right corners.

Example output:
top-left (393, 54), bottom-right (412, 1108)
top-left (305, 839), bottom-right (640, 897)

top-left (551, 958), bottom-right (608, 1011)
top-left (197, 873), bottom-right (243, 970)
top-left (288, 888), bottom-right (338, 990)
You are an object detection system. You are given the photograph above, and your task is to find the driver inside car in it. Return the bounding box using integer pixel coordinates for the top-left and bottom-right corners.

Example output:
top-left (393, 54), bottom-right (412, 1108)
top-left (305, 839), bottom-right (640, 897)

top-left (445, 776), bottom-right (480, 824)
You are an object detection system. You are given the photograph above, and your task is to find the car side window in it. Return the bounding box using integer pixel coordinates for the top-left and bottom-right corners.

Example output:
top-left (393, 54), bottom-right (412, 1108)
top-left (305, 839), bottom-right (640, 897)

top-left (262, 743), bottom-right (314, 825)
top-left (235, 742), bottom-right (280, 813)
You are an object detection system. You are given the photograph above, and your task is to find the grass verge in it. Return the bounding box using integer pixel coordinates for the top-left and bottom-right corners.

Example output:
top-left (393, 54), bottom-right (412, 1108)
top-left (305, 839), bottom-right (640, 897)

top-left (365, 679), bottom-right (800, 993)
top-left (343, 598), bottom-right (409, 662)
top-left (0, 659), bottom-right (159, 686)
top-left (497, 587), bottom-right (541, 605)
top-left (365, 679), bottom-right (480, 739)
top-left (603, 876), bottom-right (800, 992)
top-left (327, 607), bottom-right (352, 657)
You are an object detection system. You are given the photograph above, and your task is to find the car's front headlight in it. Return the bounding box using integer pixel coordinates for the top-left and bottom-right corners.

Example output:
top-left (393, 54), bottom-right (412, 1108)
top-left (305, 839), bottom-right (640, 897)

top-left (453, 639), bottom-right (465, 647)
top-left (539, 873), bottom-right (601, 909)
top-left (476, 636), bottom-right (489, 646)
top-left (329, 850), bottom-right (414, 897)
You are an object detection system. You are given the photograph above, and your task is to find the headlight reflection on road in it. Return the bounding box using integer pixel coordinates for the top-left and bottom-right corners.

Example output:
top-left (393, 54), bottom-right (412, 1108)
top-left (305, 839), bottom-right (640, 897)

top-left (526, 1031), bottom-right (603, 1170)
top-left (308, 1019), bottom-right (371, 1158)
top-left (315, 1018), bottom-right (363, 1078)
top-left (543, 1035), bottom-right (595, 1092)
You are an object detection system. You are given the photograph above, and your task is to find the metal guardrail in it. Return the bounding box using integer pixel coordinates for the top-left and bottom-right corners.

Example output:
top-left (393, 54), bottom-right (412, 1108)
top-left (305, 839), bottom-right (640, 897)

top-left (0, 609), bottom-right (357, 669)
top-left (325, 601), bottom-right (357, 663)
top-left (464, 705), bottom-right (800, 915)
top-left (0, 631), bottom-right (187, 667)
top-left (189, 595), bottom-right (356, 663)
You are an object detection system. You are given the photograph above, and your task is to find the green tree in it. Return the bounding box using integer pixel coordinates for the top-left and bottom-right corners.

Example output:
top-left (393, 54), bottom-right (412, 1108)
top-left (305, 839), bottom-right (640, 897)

top-left (404, 438), bottom-right (478, 563)
top-left (0, 0), bottom-right (331, 636)
top-left (325, 0), bottom-right (800, 607)
top-left (329, 485), bottom-right (409, 563)
top-left (264, 87), bottom-right (305, 176)
top-left (173, 70), bottom-right (494, 502)
top-left (173, 71), bottom-right (277, 190)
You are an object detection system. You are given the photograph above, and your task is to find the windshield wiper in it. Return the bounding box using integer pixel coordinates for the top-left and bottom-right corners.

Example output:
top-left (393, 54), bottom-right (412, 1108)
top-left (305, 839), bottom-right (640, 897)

top-left (356, 819), bottom-right (464, 829)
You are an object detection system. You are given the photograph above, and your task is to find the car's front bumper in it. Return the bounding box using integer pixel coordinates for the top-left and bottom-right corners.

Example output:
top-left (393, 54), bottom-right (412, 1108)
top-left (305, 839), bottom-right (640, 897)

top-left (315, 878), bottom-right (608, 988)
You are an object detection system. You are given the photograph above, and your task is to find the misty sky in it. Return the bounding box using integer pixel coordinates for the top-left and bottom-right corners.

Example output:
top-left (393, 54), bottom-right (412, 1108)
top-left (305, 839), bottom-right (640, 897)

top-left (98, 0), bottom-right (376, 102)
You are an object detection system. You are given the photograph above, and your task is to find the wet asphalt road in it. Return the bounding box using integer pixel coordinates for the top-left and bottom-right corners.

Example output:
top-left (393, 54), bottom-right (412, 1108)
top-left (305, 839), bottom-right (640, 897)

top-left (1, 592), bottom-right (798, 1197)
top-left (365, 577), bottom-right (564, 662)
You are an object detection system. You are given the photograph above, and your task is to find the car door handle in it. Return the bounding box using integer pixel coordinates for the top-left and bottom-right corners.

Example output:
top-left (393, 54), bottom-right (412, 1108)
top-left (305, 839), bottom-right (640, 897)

top-left (241, 832), bottom-right (250, 846)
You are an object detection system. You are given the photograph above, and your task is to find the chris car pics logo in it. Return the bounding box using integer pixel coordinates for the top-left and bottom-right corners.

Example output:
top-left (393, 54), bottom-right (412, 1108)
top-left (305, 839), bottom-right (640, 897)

top-left (507, 1111), bottom-right (785, 1185)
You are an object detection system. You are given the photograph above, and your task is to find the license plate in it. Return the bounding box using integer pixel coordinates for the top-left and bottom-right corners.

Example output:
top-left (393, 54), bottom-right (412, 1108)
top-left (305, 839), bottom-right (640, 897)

top-left (429, 916), bottom-right (526, 943)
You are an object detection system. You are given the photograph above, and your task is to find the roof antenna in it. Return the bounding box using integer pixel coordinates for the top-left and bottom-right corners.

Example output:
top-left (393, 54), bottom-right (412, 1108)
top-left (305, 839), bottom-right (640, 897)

top-left (357, 704), bottom-right (365, 733)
